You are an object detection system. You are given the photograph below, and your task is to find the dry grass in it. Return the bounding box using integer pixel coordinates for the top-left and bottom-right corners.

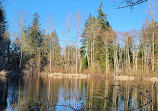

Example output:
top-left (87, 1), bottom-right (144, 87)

top-left (115, 75), bottom-right (135, 81)
top-left (0, 70), bottom-right (7, 76)
top-left (40, 73), bottom-right (89, 79)
top-left (82, 69), bottom-right (91, 74)
top-left (40, 66), bottom-right (158, 82)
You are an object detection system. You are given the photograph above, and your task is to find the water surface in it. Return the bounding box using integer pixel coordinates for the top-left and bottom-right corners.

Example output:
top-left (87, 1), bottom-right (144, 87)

top-left (0, 77), bottom-right (157, 111)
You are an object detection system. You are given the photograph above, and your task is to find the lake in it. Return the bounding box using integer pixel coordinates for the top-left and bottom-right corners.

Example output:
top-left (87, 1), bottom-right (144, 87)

top-left (0, 76), bottom-right (157, 111)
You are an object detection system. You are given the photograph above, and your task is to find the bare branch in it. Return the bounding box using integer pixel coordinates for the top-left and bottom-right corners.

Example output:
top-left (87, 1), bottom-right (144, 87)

top-left (114, 0), bottom-right (148, 9)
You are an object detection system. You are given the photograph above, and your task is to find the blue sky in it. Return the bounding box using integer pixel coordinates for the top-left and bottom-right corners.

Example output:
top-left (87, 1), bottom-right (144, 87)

top-left (5, 0), bottom-right (149, 47)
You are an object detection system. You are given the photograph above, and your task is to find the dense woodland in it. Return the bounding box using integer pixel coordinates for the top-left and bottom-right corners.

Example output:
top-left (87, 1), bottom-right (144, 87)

top-left (0, 0), bottom-right (158, 76)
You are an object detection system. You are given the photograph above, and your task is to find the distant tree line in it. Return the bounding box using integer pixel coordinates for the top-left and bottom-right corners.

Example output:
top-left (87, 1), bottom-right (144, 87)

top-left (0, 0), bottom-right (157, 76)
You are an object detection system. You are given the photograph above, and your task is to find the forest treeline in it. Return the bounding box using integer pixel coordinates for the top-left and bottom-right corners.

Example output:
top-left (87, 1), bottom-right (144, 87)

top-left (0, 1), bottom-right (158, 76)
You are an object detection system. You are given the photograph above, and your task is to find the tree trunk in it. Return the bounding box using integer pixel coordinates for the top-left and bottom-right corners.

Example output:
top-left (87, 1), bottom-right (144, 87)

top-left (152, 28), bottom-right (154, 72)
top-left (76, 33), bottom-right (78, 74)
top-left (114, 44), bottom-right (118, 74)
top-left (127, 46), bottom-right (130, 70)
top-left (93, 39), bottom-right (94, 66)
top-left (91, 42), bottom-right (92, 66)
top-left (132, 41), bottom-right (135, 70)
top-left (87, 42), bottom-right (90, 66)
top-left (52, 47), bottom-right (55, 73)
top-left (135, 49), bottom-right (138, 72)
top-left (37, 49), bottom-right (41, 75)
top-left (67, 33), bottom-right (70, 74)
top-left (19, 47), bottom-right (23, 69)
top-left (105, 45), bottom-right (108, 75)
top-left (19, 30), bottom-right (24, 69)
top-left (119, 46), bottom-right (122, 72)
top-left (50, 38), bottom-right (52, 74)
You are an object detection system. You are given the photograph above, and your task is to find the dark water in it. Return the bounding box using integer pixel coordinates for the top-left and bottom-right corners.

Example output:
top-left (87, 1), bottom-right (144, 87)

top-left (0, 76), bottom-right (158, 111)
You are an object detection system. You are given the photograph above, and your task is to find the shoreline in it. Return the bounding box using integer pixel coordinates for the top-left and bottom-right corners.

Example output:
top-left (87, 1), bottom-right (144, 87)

top-left (40, 73), bottom-right (89, 79)
top-left (40, 73), bottom-right (158, 82)
top-left (1, 70), bottom-right (158, 82)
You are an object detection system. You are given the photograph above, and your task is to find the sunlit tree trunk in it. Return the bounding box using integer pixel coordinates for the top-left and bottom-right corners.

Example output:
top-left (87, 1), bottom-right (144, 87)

top-left (93, 39), bottom-right (94, 66)
top-left (127, 48), bottom-right (130, 70)
top-left (52, 47), bottom-right (54, 73)
top-left (46, 17), bottom-right (54, 74)
top-left (50, 34), bottom-right (52, 73)
top-left (132, 40), bottom-right (135, 71)
top-left (65, 14), bottom-right (71, 74)
top-left (152, 21), bottom-right (155, 72)
top-left (114, 44), bottom-right (117, 74)
top-left (135, 49), bottom-right (138, 72)
top-left (76, 12), bottom-right (81, 74)
top-left (17, 11), bottom-right (27, 69)
top-left (19, 30), bottom-right (24, 69)
top-left (105, 45), bottom-right (109, 74)
top-left (90, 41), bottom-right (93, 74)
top-left (148, 0), bottom-right (157, 72)
top-left (91, 42), bottom-right (92, 66)
top-left (86, 42), bottom-right (90, 67)
top-left (76, 34), bottom-right (78, 74)
top-left (37, 49), bottom-right (41, 75)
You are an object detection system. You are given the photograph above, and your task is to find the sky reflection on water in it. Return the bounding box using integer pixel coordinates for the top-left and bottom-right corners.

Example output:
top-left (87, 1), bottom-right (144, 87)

top-left (0, 77), bottom-right (157, 111)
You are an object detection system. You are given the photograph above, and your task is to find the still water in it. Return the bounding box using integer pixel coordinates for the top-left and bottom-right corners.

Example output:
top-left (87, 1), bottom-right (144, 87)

top-left (0, 76), bottom-right (157, 111)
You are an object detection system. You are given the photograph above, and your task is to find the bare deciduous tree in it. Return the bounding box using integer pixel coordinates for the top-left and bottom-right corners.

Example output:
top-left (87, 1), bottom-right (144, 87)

top-left (46, 16), bottom-right (54, 74)
top-left (16, 10), bottom-right (28, 69)
top-left (65, 14), bottom-right (72, 74)
top-left (75, 12), bottom-right (82, 74)
top-left (147, 0), bottom-right (157, 72)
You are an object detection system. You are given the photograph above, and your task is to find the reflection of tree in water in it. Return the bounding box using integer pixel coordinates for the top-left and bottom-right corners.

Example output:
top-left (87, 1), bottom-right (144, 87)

top-left (19, 98), bottom-right (47, 111)
top-left (0, 78), bottom-right (8, 110)
top-left (1, 78), bottom-right (158, 111)
top-left (79, 79), bottom-right (154, 111)
top-left (17, 77), bottom-right (60, 111)
top-left (0, 78), bottom-right (23, 110)
top-left (16, 78), bottom-right (85, 111)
